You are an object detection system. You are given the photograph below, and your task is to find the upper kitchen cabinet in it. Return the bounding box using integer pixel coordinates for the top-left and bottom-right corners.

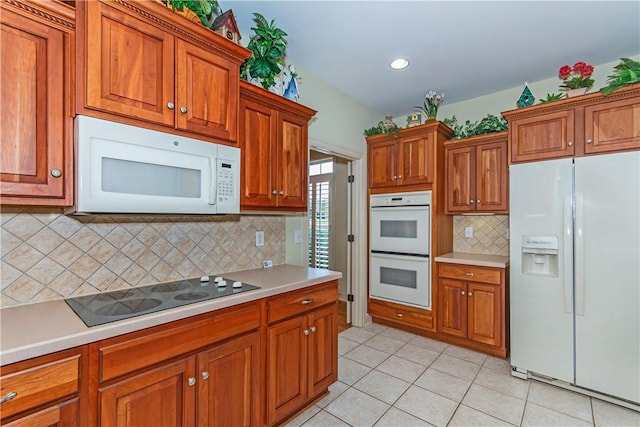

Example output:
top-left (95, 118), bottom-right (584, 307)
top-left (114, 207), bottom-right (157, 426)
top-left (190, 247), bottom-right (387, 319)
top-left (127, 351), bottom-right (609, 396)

top-left (367, 122), bottom-right (453, 192)
top-left (76, 0), bottom-right (250, 143)
top-left (445, 132), bottom-right (508, 214)
top-left (503, 84), bottom-right (640, 163)
top-left (239, 81), bottom-right (316, 212)
top-left (0, 0), bottom-right (75, 206)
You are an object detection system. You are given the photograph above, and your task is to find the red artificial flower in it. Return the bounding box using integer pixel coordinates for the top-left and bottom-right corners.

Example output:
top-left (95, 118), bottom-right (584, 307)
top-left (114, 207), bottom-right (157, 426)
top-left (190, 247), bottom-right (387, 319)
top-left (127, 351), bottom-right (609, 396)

top-left (559, 65), bottom-right (572, 78)
top-left (581, 64), bottom-right (594, 77)
top-left (573, 61), bottom-right (587, 72)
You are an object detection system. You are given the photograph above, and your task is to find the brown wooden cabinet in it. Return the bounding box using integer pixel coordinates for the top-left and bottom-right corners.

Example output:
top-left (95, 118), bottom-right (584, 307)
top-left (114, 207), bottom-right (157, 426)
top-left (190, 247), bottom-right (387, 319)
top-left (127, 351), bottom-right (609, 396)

top-left (0, 0), bottom-right (75, 206)
top-left (239, 81), bottom-right (316, 211)
top-left (89, 301), bottom-right (262, 427)
top-left (445, 132), bottom-right (508, 214)
top-left (367, 123), bottom-right (452, 191)
top-left (265, 282), bottom-right (338, 425)
top-left (77, 0), bottom-right (249, 143)
top-left (503, 84), bottom-right (640, 163)
top-left (436, 262), bottom-right (508, 358)
top-left (0, 347), bottom-right (85, 426)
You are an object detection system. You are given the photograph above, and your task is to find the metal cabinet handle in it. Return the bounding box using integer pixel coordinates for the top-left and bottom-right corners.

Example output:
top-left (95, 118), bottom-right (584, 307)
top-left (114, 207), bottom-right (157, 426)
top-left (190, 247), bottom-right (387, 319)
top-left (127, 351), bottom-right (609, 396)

top-left (396, 313), bottom-right (403, 318)
top-left (188, 377), bottom-right (196, 387)
top-left (461, 291), bottom-right (466, 296)
top-left (468, 292), bottom-right (473, 297)
top-left (398, 175), bottom-right (402, 179)
top-left (50, 169), bottom-right (62, 178)
top-left (586, 139), bottom-right (593, 144)
top-left (568, 141), bottom-right (574, 147)
top-left (464, 273), bottom-right (474, 277)
top-left (180, 106), bottom-right (188, 114)
top-left (310, 326), bottom-right (317, 333)
top-left (301, 298), bottom-right (313, 305)
top-left (393, 175), bottom-right (397, 180)
top-left (303, 329), bottom-right (310, 336)
top-left (0, 392), bottom-right (17, 404)
top-left (476, 200), bottom-right (481, 204)
top-left (272, 190), bottom-right (278, 195)
top-left (470, 200), bottom-right (474, 204)
top-left (279, 190), bottom-right (285, 195)
top-left (201, 371), bottom-right (209, 380)
top-left (167, 102), bottom-right (175, 110)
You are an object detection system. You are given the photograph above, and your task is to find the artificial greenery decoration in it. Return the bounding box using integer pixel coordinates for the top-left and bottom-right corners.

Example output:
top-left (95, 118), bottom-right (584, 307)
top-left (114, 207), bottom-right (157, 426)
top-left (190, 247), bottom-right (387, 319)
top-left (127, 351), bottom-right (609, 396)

top-left (363, 122), bottom-right (399, 139)
top-left (241, 13), bottom-right (288, 90)
top-left (165, 0), bottom-right (219, 26)
top-left (600, 57), bottom-right (640, 96)
top-left (539, 93), bottom-right (566, 103)
top-left (443, 114), bottom-right (508, 139)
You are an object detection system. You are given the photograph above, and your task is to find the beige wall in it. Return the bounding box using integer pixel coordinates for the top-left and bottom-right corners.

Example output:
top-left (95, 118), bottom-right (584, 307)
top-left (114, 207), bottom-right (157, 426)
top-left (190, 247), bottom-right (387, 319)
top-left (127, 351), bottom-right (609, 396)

top-left (1, 207), bottom-right (284, 307)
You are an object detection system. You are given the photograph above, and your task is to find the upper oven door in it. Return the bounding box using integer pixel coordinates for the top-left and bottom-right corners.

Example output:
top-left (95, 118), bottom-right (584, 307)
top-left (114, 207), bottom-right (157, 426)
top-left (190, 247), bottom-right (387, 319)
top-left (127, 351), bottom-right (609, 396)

top-left (370, 205), bottom-right (430, 255)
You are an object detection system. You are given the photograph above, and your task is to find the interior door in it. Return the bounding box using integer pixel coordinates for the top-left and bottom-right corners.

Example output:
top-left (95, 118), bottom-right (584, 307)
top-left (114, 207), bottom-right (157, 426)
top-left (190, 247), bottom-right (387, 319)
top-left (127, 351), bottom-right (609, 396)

top-left (574, 151), bottom-right (640, 403)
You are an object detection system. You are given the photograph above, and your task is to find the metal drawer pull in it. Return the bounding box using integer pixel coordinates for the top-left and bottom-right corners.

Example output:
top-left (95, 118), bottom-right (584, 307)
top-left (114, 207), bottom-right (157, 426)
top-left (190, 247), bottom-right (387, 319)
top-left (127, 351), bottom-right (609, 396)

top-left (568, 141), bottom-right (574, 146)
top-left (396, 313), bottom-right (403, 317)
top-left (310, 326), bottom-right (316, 333)
top-left (188, 377), bottom-right (196, 387)
top-left (303, 329), bottom-right (310, 336)
top-left (464, 272), bottom-right (474, 277)
top-left (1, 392), bottom-right (17, 404)
top-left (586, 139), bottom-right (593, 144)
top-left (202, 371), bottom-right (209, 380)
top-left (51, 169), bottom-right (62, 178)
top-left (301, 299), bottom-right (313, 305)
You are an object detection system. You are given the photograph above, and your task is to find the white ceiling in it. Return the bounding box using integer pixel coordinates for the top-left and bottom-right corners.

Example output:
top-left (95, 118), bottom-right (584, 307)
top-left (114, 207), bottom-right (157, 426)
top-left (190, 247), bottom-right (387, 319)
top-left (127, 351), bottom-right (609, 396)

top-left (224, 1), bottom-right (640, 117)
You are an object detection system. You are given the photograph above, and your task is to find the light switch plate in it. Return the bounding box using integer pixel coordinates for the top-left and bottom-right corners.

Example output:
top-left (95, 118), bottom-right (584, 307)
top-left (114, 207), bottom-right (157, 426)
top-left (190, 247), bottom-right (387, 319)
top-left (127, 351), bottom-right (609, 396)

top-left (294, 229), bottom-right (302, 244)
top-left (465, 226), bottom-right (474, 238)
top-left (256, 231), bottom-right (265, 247)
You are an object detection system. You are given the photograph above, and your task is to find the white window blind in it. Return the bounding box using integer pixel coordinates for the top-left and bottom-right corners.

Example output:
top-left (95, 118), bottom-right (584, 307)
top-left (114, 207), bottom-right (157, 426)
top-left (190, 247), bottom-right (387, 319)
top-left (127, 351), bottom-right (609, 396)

top-left (308, 164), bottom-right (332, 269)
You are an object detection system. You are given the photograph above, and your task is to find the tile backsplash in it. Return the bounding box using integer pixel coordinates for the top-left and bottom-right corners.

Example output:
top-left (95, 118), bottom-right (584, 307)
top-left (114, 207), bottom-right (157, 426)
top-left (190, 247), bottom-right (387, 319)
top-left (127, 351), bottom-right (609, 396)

top-left (1, 207), bottom-right (284, 307)
top-left (453, 215), bottom-right (509, 256)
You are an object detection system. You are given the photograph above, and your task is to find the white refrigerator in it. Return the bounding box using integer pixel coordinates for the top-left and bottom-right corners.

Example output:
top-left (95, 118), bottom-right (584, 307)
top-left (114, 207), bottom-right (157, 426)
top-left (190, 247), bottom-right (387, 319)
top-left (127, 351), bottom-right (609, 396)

top-left (509, 151), bottom-right (640, 405)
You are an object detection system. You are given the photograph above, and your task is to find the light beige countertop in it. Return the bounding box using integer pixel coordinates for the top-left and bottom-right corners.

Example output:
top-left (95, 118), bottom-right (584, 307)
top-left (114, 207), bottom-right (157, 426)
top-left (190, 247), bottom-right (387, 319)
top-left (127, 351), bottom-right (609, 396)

top-left (434, 252), bottom-right (509, 268)
top-left (0, 265), bottom-right (341, 366)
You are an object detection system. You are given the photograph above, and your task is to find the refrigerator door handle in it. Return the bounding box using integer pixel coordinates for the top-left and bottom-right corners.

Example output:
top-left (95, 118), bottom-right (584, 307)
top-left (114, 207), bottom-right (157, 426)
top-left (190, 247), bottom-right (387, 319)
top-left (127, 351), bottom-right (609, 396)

top-left (575, 193), bottom-right (585, 316)
top-left (563, 194), bottom-right (574, 314)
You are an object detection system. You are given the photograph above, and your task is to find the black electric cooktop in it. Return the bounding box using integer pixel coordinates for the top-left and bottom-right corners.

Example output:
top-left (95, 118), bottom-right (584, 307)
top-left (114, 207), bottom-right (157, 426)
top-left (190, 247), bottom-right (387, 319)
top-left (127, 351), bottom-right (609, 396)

top-left (65, 276), bottom-right (260, 327)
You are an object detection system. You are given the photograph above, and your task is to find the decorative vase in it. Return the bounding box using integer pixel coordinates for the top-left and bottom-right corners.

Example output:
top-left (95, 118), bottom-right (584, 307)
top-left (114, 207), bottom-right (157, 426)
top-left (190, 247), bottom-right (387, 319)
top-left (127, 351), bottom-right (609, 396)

top-left (426, 115), bottom-right (437, 123)
top-left (567, 87), bottom-right (589, 98)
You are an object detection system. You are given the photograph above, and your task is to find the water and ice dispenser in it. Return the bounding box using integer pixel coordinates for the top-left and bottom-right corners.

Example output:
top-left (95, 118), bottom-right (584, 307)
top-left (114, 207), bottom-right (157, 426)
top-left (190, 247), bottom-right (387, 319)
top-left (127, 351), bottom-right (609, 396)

top-left (521, 236), bottom-right (559, 277)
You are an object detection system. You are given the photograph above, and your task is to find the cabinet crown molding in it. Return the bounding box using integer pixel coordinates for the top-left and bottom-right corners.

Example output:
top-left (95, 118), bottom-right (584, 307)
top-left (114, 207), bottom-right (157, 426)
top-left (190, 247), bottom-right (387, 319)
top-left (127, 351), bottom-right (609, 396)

top-left (2, 0), bottom-right (75, 30)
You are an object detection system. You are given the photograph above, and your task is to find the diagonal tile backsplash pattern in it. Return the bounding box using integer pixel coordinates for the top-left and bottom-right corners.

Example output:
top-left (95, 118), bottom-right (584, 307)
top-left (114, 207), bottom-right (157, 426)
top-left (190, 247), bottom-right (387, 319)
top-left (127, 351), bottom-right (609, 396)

top-left (1, 207), bottom-right (285, 307)
top-left (453, 215), bottom-right (509, 256)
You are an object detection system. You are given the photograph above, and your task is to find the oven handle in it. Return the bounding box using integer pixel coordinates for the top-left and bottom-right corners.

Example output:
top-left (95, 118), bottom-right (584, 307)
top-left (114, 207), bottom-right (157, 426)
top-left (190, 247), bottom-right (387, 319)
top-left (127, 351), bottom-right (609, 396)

top-left (370, 205), bottom-right (429, 210)
top-left (371, 250), bottom-right (429, 259)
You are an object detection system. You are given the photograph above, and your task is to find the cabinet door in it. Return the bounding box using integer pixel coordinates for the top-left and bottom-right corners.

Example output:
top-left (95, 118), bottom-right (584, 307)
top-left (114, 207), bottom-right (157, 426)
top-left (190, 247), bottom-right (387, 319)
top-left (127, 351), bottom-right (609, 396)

top-left (437, 278), bottom-right (467, 338)
top-left (510, 110), bottom-right (575, 163)
top-left (84, 0), bottom-right (174, 126)
top-left (308, 305), bottom-right (338, 398)
top-left (445, 146), bottom-right (475, 213)
top-left (475, 141), bottom-right (508, 212)
top-left (467, 282), bottom-right (502, 347)
top-left (277, 110), bottom-right (309, 209)
top-left (584, 97), bottom-right (640, 155)
top-left (99, 357), bottom-right (196, 427)
top-left (176, 39), bottom-right (238, 142)
top-left (399, 134), bottom-right (434, 185)
top-left (239, 98), bottom-right (277, 208)
top-left (368, 140), bottom-right (397, 188)
top-left (197, 332), bottom-right (260, 427)
top-left (0, 7), bottom-right (71, 204)
top-left (267, 316), bottom-right (308, 425)
top-left (3, 399), bottom-right (78, 427)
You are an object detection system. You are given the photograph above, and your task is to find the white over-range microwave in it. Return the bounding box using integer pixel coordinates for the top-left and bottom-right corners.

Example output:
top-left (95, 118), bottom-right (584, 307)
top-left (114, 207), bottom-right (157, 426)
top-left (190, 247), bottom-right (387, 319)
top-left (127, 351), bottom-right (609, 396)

top-left (74, 116), bottom-right (240, 215)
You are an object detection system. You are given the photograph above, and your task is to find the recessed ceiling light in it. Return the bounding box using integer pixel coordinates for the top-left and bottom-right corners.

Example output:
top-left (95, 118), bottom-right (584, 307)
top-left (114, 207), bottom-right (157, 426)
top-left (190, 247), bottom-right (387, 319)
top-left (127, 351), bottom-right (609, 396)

top-left (390, 58), bottom-right (409, 70)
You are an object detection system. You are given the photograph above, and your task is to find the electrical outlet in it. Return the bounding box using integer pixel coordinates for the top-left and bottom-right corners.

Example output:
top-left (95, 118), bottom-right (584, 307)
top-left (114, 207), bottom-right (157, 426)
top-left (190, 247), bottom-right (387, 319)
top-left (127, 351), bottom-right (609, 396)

top-left (255, 231), bottom-right (265, 247)
top-left (465, 226), bottom-right (474, 238)
top-left (294, 229), bottom-right (302, 244)
top-left (263, 260), bottom-right (273, 268)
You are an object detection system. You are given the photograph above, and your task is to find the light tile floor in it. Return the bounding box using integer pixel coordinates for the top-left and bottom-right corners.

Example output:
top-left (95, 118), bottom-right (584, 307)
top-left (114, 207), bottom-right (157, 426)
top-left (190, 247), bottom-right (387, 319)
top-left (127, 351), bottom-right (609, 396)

top-left (285, 323), bottom-right (640, 427)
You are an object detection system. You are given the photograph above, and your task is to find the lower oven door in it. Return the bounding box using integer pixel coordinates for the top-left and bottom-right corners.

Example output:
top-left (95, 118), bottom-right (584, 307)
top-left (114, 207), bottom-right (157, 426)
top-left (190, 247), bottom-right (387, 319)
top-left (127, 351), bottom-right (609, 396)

top-left (369, 252), bottom-right (431, 309)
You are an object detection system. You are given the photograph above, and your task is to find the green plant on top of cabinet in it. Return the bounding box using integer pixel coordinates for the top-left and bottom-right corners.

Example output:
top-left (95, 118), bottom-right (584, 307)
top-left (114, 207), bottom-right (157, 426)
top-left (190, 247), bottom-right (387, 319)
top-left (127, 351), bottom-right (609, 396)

top-left (444, 131), bottom-right (508, 214)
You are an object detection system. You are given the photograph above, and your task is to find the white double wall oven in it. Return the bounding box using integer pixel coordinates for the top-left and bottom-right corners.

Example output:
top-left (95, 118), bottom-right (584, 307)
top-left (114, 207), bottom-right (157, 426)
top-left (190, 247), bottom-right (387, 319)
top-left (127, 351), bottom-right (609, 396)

top-left (369, 191), bottom-right (432, 309)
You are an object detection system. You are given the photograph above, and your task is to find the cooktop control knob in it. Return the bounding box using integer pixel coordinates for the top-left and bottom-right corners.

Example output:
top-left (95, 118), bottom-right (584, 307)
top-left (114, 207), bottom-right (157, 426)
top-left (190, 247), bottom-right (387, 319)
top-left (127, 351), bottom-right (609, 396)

top-left (216, 280), bottom-right (227, 287)
top-left (200, 276), bottom-right (210, 282)
top-left (232, 281), bottom-right (242, 288)
top-left (214, 277), bottom-right (223, 283)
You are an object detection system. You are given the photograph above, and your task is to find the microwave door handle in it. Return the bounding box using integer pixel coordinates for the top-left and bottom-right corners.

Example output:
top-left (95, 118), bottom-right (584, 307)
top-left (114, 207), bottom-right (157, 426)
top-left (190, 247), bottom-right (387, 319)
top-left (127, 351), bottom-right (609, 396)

top-left (209, 158), bottom-right (217, 205)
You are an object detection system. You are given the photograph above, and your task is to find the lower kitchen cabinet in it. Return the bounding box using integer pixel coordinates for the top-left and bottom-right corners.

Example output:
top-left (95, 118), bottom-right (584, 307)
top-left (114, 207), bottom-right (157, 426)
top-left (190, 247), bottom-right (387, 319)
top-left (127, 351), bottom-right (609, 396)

top-left (368, 298), bottom-right (434, 333)
top-left (436, 263), bottom-right (508, 357)
top-left (0, 347), bottom-right (85, 426)
top-left (266, 282), bottom-right (338, 426)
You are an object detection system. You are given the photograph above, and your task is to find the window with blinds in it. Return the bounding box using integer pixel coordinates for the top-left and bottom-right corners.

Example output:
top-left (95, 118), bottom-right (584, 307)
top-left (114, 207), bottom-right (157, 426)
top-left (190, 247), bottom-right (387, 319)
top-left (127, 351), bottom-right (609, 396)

top-left (308, 160), bottom-right (333, 269)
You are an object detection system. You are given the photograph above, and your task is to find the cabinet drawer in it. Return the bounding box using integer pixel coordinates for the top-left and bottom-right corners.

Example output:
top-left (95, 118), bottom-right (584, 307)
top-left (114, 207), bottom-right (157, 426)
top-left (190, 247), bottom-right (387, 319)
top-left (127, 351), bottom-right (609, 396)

top-left (98, 301), bottom-right (260, 382)
top-left (268, 282), bottom-right (338, 324)
top-left (0, 354), bottom-right (80, 419)
top-left (438, 264), bottom-right (502, 285)
top-left (368, 298), bottom-right (432, 330)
